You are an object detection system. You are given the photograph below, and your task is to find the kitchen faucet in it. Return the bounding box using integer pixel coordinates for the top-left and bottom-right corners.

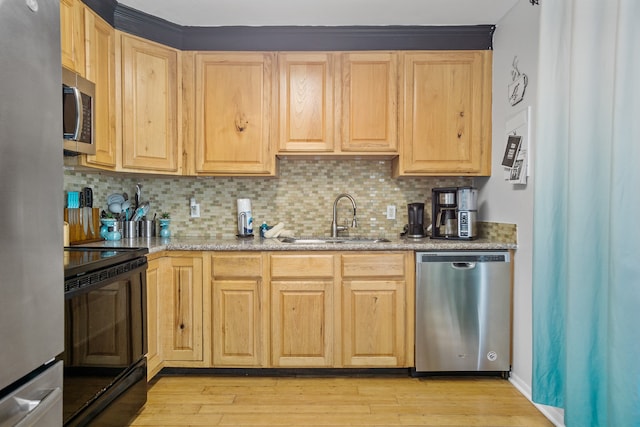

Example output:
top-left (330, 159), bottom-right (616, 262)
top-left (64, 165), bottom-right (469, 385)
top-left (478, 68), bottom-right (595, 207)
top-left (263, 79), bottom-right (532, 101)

top-left (331, 193), bottom-right (358, 237)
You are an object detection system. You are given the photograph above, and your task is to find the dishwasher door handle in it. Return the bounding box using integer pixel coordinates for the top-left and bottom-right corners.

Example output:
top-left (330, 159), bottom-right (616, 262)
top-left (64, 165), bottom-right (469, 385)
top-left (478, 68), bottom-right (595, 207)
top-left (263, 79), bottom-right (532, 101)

top-left (451, 262), bottom-right (477, 270)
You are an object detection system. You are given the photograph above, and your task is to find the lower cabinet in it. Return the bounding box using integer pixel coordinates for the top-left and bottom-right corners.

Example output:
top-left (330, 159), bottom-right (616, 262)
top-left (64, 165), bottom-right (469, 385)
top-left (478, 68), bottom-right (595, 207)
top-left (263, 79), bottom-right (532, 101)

top-left (160, 253), bottom-right (204, 364)
top-left (145, 256), bottom-right (163, 379)
top-left (146, 250), bottom-right (413, 378)
top-left (211, 253), bottom-right (266, 367)
top-left (340, 253), bottom-right (414, 367)
top-left (270, 253), bottom-right (336, 367)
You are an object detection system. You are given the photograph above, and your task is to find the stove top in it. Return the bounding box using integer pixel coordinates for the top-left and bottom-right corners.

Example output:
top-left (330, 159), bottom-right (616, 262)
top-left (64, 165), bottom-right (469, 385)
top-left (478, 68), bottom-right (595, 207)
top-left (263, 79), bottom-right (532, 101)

top-left (64, 247), bottom-right (149, 279)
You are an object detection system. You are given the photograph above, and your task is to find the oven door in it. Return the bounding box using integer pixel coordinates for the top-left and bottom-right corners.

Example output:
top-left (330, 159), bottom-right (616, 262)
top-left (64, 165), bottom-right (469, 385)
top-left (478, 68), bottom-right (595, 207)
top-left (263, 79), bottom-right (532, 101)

top-left (62, 265), bottom-right (147, 426)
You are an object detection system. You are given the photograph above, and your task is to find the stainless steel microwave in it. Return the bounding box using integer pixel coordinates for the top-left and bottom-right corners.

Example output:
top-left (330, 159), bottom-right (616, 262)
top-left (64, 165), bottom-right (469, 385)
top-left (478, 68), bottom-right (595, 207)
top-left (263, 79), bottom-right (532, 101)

top-left (62, 68), bottom-right (95, 155)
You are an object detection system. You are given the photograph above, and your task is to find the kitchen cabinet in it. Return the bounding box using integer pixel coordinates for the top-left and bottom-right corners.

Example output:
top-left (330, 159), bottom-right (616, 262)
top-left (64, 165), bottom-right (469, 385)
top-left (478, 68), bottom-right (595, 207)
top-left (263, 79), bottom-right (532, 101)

top-left (160, 253), bottom-right (204, 364)
top-left (119, 33), bottom-right (182, 174)
top-left (147, 250), bottom-right (414, 370)
top-left (269, 253), bottom-right (336, 367)
top-left (210, 253), bottom-right (267, 367)
top-left (278, 53), bottom-right (336, 153)
top-left (60, 0), bottom-right (85, 75)
top-left (277, 52), bottom-right (398, 155)
top-left (145, 256), bottom-right (163, 380)
top-left (81, 8), bottom-right (116, 169)
top-left (393, 50), bottom-right (492, 176)
top-left (340, 52), bottom-right (398, 153)
top-left (190, 52), bottom-right (276, 175)
top-left (340, 253), bottom-right (413, 367)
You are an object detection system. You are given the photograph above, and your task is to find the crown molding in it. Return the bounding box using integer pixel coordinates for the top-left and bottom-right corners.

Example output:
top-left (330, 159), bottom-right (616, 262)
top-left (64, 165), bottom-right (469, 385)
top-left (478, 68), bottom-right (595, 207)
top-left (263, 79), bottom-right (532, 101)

top-left (82, 1), bottom-right (495, 51)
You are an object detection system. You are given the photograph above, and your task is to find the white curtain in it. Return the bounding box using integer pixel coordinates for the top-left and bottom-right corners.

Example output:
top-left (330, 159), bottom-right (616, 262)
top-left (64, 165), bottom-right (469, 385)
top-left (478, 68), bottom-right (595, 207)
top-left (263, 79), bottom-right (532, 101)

top-left (532, 0), bottom-right (640, 426)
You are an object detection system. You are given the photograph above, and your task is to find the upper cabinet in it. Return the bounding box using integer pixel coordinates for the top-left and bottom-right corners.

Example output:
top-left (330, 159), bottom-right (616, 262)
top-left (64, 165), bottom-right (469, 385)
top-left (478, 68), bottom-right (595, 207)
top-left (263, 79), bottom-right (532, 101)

top-left (119, 33), bottom-right (182, 174)
top-left (62, 8), bottom-right (493, 177)
top-left (393, 50), bottom-right (492, 176)
top-left (82, 9), bottom-right (116, 169)
top-left (278, 53), bottom-right (336, 153)
top-left (277, 52), bottom-right (398, 156)
top-left (340, 52), bottom-right (398, 153)
top-left (60, 0), bottom-right (85, 75)
top-left (189, 52), bottom-right (276, 176)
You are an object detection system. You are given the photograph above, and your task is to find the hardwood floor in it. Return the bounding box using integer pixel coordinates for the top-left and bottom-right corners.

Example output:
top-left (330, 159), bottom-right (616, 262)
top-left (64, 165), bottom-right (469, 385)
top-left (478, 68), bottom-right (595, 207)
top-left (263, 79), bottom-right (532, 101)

top-left (131, 374), bottom-right (553, 426)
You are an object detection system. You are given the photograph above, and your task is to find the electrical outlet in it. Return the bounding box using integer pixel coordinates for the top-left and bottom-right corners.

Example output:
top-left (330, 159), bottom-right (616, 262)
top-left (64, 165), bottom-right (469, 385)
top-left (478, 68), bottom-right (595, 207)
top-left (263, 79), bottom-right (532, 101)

top-left (386, 205), bottom-right (396, 220)
top-left (190, 197), bottom-right (200, 218)
top-left (190, 204), bottom-right (200, 218)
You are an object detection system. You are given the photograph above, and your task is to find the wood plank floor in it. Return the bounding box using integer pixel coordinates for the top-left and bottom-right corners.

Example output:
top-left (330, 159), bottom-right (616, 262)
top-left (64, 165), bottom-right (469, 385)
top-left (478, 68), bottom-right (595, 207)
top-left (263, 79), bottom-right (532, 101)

top-left (131, 374), bottom-right (553, 426)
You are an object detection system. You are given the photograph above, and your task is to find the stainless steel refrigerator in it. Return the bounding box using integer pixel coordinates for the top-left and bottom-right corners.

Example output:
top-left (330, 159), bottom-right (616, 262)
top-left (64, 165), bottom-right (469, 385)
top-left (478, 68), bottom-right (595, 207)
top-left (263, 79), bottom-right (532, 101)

top-left (0, 0), bottom-right (64, 425)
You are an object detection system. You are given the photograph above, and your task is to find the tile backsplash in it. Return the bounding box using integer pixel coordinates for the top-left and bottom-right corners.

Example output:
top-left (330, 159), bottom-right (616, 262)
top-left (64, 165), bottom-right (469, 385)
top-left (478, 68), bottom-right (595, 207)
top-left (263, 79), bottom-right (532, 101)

top-left (64, 159), bottom-right (471, 238)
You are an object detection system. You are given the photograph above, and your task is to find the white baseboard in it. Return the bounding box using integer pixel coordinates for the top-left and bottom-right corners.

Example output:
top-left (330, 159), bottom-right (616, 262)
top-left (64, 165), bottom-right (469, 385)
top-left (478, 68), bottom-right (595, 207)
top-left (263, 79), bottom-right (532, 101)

top-left (509, 372), bottom-right (566, 427)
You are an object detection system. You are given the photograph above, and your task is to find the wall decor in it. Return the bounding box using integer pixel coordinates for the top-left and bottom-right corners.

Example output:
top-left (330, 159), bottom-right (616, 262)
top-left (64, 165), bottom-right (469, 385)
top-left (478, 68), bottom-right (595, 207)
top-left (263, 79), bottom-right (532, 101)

top-left (508, 56), bottom-right (529, 106)
top-left (503, 107), bottom-right (531, 184)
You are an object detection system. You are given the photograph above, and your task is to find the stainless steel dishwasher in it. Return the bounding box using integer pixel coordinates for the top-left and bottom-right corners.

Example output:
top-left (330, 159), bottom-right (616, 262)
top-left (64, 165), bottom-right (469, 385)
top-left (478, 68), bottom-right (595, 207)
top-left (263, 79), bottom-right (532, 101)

top-left (414, 251), bottom-right (511, 375)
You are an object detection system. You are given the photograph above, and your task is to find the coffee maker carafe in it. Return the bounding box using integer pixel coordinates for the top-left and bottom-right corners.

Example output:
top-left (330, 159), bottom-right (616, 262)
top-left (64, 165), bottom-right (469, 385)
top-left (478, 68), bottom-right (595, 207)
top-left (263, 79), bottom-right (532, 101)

top-left (407, 203), bottom-right (426, 238)
top-left (431, 188), bottom-right (458, 239)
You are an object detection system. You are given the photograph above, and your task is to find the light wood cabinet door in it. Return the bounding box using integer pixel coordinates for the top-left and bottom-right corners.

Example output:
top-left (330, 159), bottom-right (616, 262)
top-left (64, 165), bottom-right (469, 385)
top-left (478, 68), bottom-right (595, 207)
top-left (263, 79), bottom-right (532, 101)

top-left (60, 0), bottom-right (85, 75)
top-left (82, 9), bottom-right (116, 168)
top-left (269, 253), bottom-right (335, 367)
top-left (342, 281), bottom-right (405, 367)
top-left (193, 52), bottom-right (276, 175)
top-left (340, 52), bottom-right (398, 153)
top-left (146, 257), bottom-right (163, 380)
top-left (161, 255), bottom-right (203, 362)
top-left (395, 50), bottom-right (492, 176)
top-left (278, 53), bottom-right (335, 152)
top-left (271, 280), bottom-right (334, 367)
top-left (120, 33), bottom-right (181, 174)
top-left (211, 254), bottom-right (265, 367)
top-left (340, 253), bottom-right (410, 367)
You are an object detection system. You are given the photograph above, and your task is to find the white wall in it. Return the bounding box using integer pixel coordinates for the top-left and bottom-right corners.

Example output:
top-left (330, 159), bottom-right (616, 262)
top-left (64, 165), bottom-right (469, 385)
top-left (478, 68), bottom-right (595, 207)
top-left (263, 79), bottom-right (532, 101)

top-left (476, 0), bottom-right (539, 398)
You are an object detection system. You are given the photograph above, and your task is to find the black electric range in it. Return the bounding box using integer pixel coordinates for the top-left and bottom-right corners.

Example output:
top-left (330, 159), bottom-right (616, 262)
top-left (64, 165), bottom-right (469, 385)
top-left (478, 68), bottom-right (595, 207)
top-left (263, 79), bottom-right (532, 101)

top-left (61, 246), bottom-right (149, 426)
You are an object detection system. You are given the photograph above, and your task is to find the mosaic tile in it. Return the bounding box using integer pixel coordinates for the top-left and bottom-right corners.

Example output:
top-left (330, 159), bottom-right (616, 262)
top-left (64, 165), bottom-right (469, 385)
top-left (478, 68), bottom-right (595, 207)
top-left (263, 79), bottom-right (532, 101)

top-left (64, 160), bottom-right (481, 239)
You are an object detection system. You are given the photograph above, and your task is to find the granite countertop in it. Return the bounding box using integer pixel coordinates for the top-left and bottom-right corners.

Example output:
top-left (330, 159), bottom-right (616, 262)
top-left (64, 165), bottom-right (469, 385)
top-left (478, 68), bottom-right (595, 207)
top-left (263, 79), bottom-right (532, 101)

top-left (84, 235), bottom-right (517, 254)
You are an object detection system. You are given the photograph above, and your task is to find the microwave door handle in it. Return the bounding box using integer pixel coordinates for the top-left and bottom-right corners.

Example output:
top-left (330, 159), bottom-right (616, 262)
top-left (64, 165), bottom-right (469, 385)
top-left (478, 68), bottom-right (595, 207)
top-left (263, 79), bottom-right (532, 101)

top-left (71, 87), bottom-right (83, 140)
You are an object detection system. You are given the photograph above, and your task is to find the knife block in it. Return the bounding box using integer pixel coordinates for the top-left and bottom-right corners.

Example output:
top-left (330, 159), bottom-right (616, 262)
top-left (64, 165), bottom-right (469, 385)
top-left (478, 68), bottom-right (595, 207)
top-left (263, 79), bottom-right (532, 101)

top-left (64, 208), bottom-right (101, 244)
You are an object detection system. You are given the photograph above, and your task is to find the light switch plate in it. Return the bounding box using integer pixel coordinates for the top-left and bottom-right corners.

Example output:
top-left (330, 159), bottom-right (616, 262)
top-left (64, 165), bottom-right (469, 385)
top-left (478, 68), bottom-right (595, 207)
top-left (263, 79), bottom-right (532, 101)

top-left (386, 205), bottom-right (396, 220)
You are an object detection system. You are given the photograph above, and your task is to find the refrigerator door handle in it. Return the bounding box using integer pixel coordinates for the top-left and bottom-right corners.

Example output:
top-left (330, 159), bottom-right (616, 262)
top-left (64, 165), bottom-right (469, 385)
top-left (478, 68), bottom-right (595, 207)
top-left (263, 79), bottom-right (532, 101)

top-left (11, 387), bottom-right (62, 427)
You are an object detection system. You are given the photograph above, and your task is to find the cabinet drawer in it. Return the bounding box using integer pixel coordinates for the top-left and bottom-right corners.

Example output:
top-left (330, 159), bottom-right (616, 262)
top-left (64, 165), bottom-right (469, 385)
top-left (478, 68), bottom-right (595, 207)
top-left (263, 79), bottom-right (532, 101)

top-left (270, 254), bottom-right (334, 278)
top-left (212, 254), bottom-right (263, 278)
top-left (341, 253), bottom-right (405, 278)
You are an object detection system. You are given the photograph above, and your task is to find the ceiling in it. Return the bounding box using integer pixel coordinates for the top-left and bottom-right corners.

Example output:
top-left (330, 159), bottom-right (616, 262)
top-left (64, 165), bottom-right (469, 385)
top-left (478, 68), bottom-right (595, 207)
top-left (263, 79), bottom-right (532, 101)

top-left (117, 0), bottom-right (520, 27)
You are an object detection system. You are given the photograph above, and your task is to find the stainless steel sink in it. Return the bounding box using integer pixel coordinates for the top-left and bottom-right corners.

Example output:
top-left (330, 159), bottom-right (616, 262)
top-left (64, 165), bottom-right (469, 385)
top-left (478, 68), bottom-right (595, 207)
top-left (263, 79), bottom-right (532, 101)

top-left (278, 237), bottom-right (391, 244)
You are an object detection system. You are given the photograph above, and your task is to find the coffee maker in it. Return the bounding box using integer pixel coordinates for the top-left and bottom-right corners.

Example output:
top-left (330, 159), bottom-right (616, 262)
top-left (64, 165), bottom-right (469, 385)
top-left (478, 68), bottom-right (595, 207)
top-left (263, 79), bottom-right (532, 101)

top-left (431, 187), bottom-right (478, 240)
top-left (431, 188), bottom-right (458, 239)
top-left (406, 203), bottom-right (426, 238)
